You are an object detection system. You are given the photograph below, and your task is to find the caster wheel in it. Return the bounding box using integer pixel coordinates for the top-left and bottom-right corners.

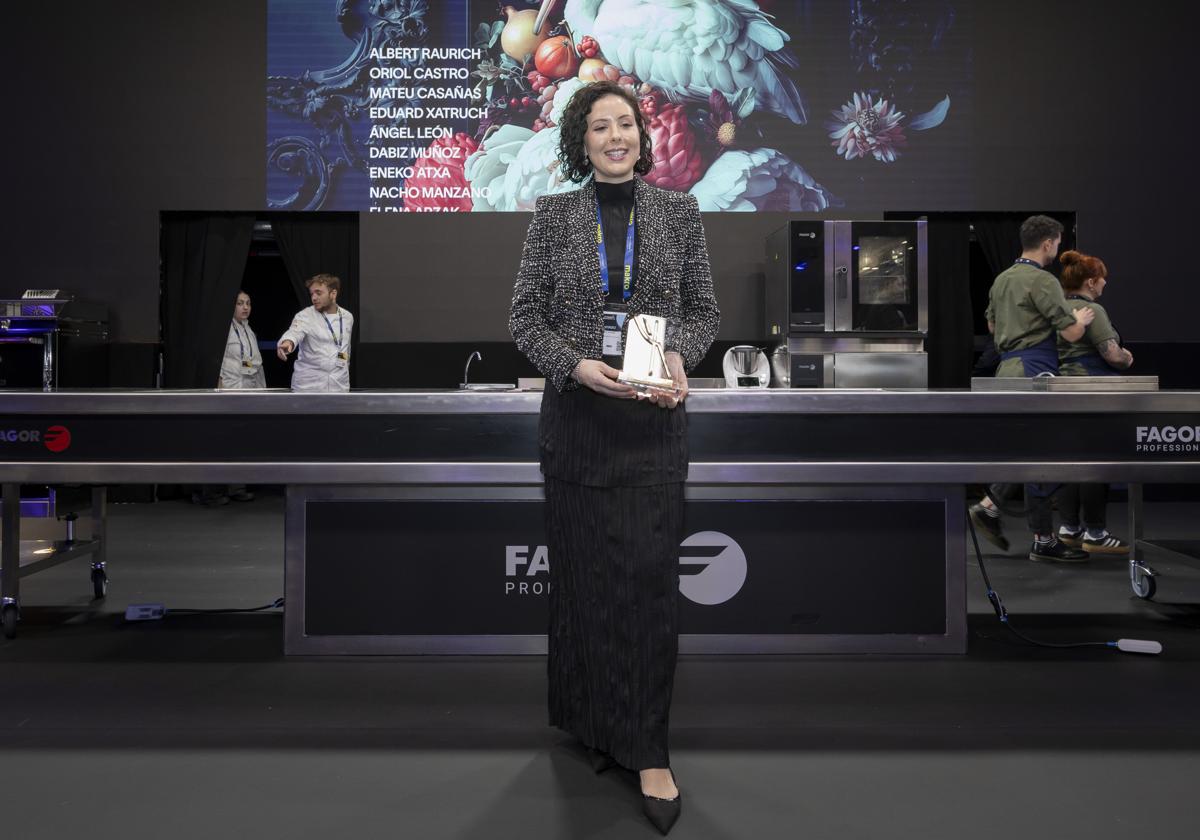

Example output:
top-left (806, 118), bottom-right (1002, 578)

top-left (1133, 573), bottom-right (1157, 601)
top-left (91, 569), bottom-right (108, 600)
top-left (1, 604), bottom-right (17, 639)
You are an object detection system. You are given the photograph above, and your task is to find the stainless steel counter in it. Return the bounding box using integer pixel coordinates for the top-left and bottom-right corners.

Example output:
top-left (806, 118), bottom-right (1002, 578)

top-left (2, 387), bottom-right (1198, 414)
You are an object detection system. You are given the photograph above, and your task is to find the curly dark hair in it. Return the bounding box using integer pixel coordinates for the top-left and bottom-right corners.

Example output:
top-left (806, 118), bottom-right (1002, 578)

top-left (556, 81), bottom-right (654, 184)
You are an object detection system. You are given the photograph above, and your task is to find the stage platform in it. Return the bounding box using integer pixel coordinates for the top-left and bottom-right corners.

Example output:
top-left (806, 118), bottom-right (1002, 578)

top-left (1, 495), bottom-right (1198, 839)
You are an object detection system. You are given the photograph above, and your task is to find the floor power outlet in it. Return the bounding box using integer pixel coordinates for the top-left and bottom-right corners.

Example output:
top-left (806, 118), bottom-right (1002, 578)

top-left (124, 603), bottom-right (166, 621)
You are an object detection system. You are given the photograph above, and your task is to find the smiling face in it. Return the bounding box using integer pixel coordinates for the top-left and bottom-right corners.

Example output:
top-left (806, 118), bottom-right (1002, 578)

top-left (584, 94), bottom-right (640, 183)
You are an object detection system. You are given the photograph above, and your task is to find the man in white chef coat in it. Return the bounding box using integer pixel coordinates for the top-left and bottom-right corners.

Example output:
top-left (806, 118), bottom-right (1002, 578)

top-left (276, 273), bottom-right (354, 392)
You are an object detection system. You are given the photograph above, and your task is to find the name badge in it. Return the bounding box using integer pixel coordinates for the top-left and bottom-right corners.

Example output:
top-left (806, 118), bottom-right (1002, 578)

top-left (337, 351), bottom-right (349, 362)
top-left (602, 309), bottom-right (627, 358)
top-left (241, 360), bottom-right (253, 368)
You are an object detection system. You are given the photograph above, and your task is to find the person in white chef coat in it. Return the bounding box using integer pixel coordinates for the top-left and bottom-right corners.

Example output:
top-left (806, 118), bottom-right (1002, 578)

top-left (276, 273), bottom-right (354, 392)
top-left (218, 290), bottom-right (267, 390)
top-left (195, 290), bottom-right (265, 505)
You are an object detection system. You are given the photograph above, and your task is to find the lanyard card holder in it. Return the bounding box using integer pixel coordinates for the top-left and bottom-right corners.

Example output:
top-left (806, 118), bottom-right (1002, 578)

top-left (617, 313), bottom-right (677, 394)
top-left (602, 305), bottom-right (628, 358)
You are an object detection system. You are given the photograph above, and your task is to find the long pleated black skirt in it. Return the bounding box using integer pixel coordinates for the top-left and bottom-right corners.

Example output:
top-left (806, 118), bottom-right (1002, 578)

top-left (545, 477), bottom-right (685, 770)
top-left (538, 382), bottom-right (688, 770)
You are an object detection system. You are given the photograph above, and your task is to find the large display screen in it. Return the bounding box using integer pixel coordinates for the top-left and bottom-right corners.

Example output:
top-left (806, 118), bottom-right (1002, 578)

top-left (268, 1), bottom-right (971, 213)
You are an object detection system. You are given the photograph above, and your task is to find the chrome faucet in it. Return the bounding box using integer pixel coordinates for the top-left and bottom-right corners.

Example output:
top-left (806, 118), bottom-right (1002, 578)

top-left (463, 351), bottom-right (481, 385)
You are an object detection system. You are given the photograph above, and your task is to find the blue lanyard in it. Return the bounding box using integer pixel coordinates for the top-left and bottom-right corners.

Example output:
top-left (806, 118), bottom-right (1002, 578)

top-left (232, 321), bottom-right (252, 360)
top-left (321, 311), bottom-right (343, 349)
top-left (1014, 258), bottom-right (1042, 268)
top-left (596, 200), bottom-right (635, 301)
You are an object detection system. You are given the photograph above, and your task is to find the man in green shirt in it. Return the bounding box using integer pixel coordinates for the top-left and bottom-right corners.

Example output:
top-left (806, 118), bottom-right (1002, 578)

top-left (985, 220), bottom-right (1094, 376)
top-left (970, 215), bottom-right (1095, 562)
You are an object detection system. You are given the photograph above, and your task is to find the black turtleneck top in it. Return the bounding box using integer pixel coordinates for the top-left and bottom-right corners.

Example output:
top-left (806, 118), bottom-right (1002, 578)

top-left (595, 178), bottom-right (639, 306)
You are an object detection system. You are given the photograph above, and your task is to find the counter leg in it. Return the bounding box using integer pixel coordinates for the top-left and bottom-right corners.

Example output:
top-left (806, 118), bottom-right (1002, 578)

top-left (2, 483), bottom-right (21, 636)
top-left (90, 487), bottom-right (108, 599)
top-left (1128, 482), bottom-right (1156, 599)
top-left (1128, 483), bottom-right (1142, 563)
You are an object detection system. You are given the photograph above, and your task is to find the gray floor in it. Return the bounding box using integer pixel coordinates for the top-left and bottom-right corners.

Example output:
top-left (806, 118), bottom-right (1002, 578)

top-left (2, 495), bottom-right (1200, 839)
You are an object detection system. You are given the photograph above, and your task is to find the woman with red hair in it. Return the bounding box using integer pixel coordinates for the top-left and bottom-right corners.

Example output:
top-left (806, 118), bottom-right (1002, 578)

top-left (1055, 250), bottom-right (1133, 554)
top-left (1057, 251), bottom-right (1132, 375)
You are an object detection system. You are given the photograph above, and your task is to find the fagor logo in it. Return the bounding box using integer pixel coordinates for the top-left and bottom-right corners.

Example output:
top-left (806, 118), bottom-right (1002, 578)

top-left (502, 532), bottom-right (749, 605)
top-left (504, 545), bottom-right (550, 595)
top-left (1, 430), bottom-right (40, 443)
top-left (1, 425), bottom-right (71, 452)
top-left (44, 425), bottom-right (71, 452)
top-left (1135, 425), bottom-right (1200, 453)
top-left (679, 531), bottom-right (747, 606)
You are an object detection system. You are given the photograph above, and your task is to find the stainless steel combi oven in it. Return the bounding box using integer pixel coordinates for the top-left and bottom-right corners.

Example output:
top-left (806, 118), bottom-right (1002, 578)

top-left (765, 221), bottom-right (928, 388)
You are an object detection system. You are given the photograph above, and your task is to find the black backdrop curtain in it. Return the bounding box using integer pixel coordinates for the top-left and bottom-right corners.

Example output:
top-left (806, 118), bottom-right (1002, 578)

top-left (971, 216), bottom-right (1022, 277)
top-left (161, 213), bottom-right (256, 389)
top-left (969, 217), bottom-right (1023, 379)
top-left (267, 212), bottom-right (360, 385)
top-left (973, 212), bottom-right (1076, 277)
top-left (925, 221), bottom-right (974, 388)
top-left (886, 213), bottom-right (976, 388)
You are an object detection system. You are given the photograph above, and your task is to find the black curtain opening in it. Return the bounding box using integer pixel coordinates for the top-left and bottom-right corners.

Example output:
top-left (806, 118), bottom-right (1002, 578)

top-left (886, 213), bottom-right (976, 388)
top-left (925, 220), bottom-right (974, 388)
top-left (967, 217), bottom-right (1023, 379)
top-left (889, 211), bottom-right (1079, 385)
top-left (973, 212), bottom-right (1076, 278)
top-left (971, 216), bottom-right (1022, 277)
top-left (267, 212), bottom-right (360, 385)
top-left (161, 213), bottom-right (256, 389)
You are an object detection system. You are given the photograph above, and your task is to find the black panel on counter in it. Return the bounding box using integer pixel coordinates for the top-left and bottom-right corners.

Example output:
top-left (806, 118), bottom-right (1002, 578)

top-left (2, 410), bottom-right (1196, 464)
top-left (303, 498), bottom-right (947, 637)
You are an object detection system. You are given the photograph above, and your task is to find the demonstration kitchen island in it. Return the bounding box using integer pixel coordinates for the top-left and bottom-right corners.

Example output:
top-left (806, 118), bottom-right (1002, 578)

top-left (2, 388), bottom-right (1197, 651)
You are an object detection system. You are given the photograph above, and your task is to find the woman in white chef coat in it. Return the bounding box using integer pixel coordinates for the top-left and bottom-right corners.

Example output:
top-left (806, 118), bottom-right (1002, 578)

top-left (219, 290), bottom-right (267, 390)
top-left (197, 289), bottom-right (265, 505)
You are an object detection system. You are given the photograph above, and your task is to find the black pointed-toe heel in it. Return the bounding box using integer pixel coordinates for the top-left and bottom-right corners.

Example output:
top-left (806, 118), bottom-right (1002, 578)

top-left (641, 772), bottom-right (681, 835)
top-left (588, 748), bottom-right (618, 774)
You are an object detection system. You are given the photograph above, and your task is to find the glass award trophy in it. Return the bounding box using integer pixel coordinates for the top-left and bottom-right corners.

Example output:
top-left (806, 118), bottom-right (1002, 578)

top-left (617, 313), bottom-right (679, 394)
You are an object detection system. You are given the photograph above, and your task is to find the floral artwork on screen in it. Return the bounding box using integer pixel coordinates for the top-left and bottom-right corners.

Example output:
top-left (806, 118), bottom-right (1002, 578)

top-left (267, 0), bottom-right (970, 212)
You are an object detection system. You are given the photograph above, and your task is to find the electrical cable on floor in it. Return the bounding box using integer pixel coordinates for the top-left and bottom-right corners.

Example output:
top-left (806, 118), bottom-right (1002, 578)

top-left (167, 597), bottom-right (285, 616)
top-left (966, 510), bottom-right (1161, 655)
top-left (123, 598), bottom-right (284, 622)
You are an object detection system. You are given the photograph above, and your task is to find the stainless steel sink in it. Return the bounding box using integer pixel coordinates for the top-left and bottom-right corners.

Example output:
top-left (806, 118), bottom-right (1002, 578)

top-left (458, 383), bottom-right (517, 391)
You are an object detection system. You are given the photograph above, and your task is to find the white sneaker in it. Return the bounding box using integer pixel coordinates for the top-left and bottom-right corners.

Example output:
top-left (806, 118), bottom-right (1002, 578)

top-left (1082, 532), bottom-right (1129, 555)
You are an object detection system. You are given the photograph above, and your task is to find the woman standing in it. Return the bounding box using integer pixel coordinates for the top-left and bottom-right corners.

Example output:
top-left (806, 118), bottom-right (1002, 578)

top-left (198, 290), bottom-right (266, 506)
top-left (1055, 250), bottom-right (1133, 554)
top-left (219, 290), bottom-right (267, 391)
top-left (509, 80), bottom-right (719, 835)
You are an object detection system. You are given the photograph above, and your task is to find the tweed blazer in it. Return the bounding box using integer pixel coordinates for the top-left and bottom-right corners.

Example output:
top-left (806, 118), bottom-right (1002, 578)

top-left (509, 177), bottom-right (721, 392)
